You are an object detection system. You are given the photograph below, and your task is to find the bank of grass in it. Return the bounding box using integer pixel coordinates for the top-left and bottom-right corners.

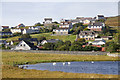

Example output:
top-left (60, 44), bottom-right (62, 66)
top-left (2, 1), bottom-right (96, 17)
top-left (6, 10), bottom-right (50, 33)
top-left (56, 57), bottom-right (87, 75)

top-left (2, 51), bottom-right (119, 78)
top-left (31, 32), bottom-right (76, 42)
top-left (5, 32), bottom-right (76, 42)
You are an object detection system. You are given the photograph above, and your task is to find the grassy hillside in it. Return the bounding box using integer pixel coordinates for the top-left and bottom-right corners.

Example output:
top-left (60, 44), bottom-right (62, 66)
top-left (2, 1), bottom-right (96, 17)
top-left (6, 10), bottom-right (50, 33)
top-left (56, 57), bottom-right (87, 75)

top-left (105, 16), bottom-right (120, 27)
top-left (6, 32), bottom-right (76, 42)
top-left (31, 32), bottom-right (76, 42)
top-left (2, 51), bottom-right (118, 78)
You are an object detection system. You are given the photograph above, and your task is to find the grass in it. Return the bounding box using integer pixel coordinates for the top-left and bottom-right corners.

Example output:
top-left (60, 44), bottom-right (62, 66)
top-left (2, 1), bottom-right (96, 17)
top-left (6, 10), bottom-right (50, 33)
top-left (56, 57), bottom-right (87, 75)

top-left (31, 32), bottom-right (76, 42)
top-left (2, 51), bottom-right (119, 78)
top-left (6, 32), bottom-right (76, 42)
top-left (105, 16), bottom-right (120, 27)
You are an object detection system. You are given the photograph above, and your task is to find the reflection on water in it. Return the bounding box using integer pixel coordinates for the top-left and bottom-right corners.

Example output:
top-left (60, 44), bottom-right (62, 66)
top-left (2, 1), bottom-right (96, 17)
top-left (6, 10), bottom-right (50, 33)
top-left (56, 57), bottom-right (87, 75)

top-left (21, 61), bottom-right (119, 75)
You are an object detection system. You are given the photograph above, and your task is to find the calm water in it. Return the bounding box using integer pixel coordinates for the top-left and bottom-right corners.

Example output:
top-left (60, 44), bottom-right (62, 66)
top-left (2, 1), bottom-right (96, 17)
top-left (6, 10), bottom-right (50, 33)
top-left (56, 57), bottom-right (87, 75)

top-left (22, 61), bottom-right (119, 75)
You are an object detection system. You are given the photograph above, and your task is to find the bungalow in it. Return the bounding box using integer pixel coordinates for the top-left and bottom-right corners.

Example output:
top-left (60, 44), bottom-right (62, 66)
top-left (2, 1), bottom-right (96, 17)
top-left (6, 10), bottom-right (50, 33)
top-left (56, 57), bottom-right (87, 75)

top-left (0, 32), bottom-right (12, 36)
top-left (87, 22), bottom-right (105, 31)
top-left (41, 39), bottom-right (61, 45)
top-left (76, 17), bottom-right (95, 25)
top-left (10, 29), bottom-right (22, 33)
top-left (11, 40), bottom-right (37, 50)
top-left (22, 29), bottom-right (39, 34)
top-left (76, 31), bottom-right (98, 40)
top-left (89, 38), bottom-right (106, 45)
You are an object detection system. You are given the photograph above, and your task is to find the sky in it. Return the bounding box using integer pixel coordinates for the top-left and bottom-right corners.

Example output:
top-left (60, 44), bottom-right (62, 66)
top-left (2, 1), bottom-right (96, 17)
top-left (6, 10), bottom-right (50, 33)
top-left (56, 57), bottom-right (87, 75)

top-left (1, 1), bottom-right (119, 27)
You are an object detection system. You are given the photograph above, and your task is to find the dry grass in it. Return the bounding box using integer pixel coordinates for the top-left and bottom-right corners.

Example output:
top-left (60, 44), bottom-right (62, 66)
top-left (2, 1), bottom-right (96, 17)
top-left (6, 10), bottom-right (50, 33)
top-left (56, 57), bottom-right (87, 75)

top-left (2, 51), bottom-right (119, 78)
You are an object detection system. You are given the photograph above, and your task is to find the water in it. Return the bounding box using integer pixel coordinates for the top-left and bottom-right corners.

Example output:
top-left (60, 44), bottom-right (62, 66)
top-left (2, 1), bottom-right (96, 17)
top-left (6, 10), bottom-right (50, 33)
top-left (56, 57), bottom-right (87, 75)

top-left (21, 61), bottom-right (119, 75)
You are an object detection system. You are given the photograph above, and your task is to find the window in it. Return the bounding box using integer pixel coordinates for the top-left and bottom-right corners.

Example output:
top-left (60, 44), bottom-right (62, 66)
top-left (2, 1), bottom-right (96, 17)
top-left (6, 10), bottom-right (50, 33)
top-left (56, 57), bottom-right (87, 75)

top-left (24, 44), bottom-right (25, 46)
top-left (20, 44), bottom-right (22, 46)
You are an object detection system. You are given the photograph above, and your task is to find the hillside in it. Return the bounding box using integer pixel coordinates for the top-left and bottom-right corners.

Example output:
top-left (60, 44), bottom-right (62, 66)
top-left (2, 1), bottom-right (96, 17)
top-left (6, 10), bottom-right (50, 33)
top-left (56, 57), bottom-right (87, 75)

top-left (6, 32), bottom-right (76, 42)
top-left (105, 16), bottom-right (120, 27)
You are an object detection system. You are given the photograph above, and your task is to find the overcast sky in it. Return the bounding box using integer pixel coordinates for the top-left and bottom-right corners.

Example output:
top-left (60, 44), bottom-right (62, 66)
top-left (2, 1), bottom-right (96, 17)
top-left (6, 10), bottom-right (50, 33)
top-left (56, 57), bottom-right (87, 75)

top-left (1, 1), bottom-right (118, 27)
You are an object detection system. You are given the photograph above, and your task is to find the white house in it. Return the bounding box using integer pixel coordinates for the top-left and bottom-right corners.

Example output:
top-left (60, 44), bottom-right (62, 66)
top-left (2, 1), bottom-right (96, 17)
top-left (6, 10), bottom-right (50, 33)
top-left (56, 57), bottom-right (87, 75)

top-left (89, 38), bottom-right (106, 45)
top-left (10, 29), bottom-right (22, 33)
top-left (53, 22), bottom-right (73, 35)
top-left (22, 29), bottom-right (39, 34)
top-left (77, 31), bottom-right (98, 40)
top-left (44, 18), bottom-right (52, 24)
top-left (87, 22), bottom-right (105, 31)
top-left (11, 40), bottom-right (37, 50)
top-left (41, 39), bottom-right (60, 45)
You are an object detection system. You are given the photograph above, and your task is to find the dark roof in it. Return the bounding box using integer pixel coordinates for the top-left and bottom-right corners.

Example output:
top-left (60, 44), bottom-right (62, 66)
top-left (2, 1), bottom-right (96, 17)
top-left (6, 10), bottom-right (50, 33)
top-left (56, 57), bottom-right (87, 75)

top-left (23, 40), bottom-right (37, 49)
top-left (44, 18), bottom-right (52, 20)
top-left (88, 22), bottom-right (104, 26)
top-left (2, 26), bottom-right (9, 28)
top-left (19, 38), bottom-right (38, 41)
top-left (97, 15), bottom-right (104, 17)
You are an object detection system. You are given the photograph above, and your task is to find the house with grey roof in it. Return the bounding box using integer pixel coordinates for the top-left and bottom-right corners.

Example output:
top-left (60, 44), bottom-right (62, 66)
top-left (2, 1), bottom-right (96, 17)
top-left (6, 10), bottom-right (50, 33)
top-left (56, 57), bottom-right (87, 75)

top-left (11, 40), bottom-right (37, 50)
top-left (96, 15), bottom-right (105, 20)
top-left (76, 31), bottom-right (98, 40)
top-left (53, 21), bottom-right (73, 35)
top-left (87, 22), bottom-right (105, 31)
top-left (89, 38), bottom-right (106, 45)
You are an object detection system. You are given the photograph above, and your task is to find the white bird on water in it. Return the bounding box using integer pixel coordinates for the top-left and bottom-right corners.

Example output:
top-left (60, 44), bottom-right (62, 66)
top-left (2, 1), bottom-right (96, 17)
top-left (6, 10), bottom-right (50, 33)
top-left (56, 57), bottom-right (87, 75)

top-left (91, 61), bottom-right (94, 64)
top-left (68, 62), bottom-right (71, 65)
top-left (53, 62), bottom-right (56, 65)
top-left (63, 62), bottom-right (65, 65)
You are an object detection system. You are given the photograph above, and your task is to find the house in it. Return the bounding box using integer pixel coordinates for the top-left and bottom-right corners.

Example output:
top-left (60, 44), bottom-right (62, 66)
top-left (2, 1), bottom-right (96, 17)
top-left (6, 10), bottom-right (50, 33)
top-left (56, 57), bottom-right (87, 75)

top-left (76, 17), bottom-right (95, 25)
top-left (41, 39), bottom-right (61, 45)
top-left (101, 36), bottom-right (113, 40)
top-left (19, 38), bottom-right (38, 45)
top-left (96, 15), bottom-right (105, 20)
top-left (53, 22), bottom-right (73, 35)
top-left (0, 40), bottom-right (7, 45)
top-left (87, 22), bottom-right (105, 31)
top-left (17, 23), bottom-right (25, 28)
top-left (2, 26), bottom-right (9, 30)
top-left (11, 40), bottom-right (37, 50)
top-left (0, 32), bottom-right (12, 36)
top-left (43, 18), bottom-right (52, 24)
top-left (29, 26), bottom-right (42, 30)
top-left (22, 29), bottom-right (39, 34)
top-left (76, 31), bottom-right (98, 40)
top-left (89, 38), bottom-right (106, 45)
top-left (10, 29), bottom-right (22, 33)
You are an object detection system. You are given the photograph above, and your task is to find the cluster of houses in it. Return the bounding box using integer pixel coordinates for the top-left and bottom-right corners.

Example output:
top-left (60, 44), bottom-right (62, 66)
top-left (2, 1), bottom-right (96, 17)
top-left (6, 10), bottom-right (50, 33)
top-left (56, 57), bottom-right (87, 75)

top-left (0, 14), bottom-right (113, 51)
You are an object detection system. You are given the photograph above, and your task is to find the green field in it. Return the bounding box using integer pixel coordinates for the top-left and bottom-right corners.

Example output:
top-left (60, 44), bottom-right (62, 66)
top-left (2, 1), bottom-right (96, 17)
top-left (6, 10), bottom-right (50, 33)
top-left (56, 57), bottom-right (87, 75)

top-left (6, 32), bottom-right (76, 42)
top-left (2, 51), bottom-right (119, 78)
